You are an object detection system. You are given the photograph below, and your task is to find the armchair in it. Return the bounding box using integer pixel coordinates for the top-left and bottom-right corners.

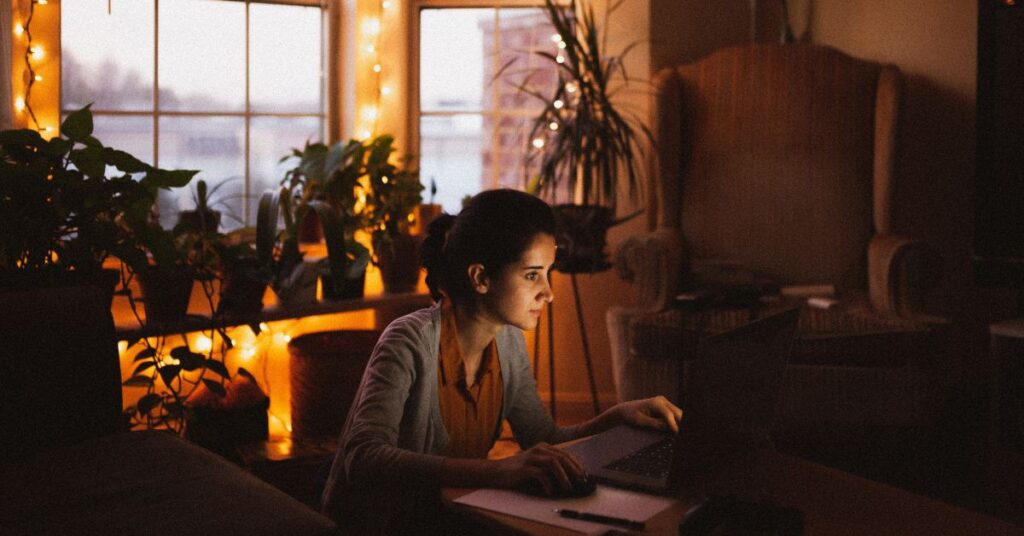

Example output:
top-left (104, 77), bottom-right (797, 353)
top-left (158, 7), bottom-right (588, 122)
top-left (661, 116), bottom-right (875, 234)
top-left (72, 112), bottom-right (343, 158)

top-left (607, 44), bottom-right (948, 430)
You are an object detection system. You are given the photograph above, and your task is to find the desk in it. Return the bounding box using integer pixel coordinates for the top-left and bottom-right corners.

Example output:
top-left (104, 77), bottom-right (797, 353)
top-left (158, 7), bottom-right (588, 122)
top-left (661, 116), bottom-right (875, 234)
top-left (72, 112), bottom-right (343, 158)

top-left (444, 448), bottom-right (1022, 535)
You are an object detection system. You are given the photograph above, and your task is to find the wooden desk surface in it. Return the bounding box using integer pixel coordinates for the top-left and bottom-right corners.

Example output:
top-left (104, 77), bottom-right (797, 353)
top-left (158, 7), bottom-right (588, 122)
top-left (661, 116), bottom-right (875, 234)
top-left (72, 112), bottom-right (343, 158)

top-left (444, 449), bottom-right (1022, 535)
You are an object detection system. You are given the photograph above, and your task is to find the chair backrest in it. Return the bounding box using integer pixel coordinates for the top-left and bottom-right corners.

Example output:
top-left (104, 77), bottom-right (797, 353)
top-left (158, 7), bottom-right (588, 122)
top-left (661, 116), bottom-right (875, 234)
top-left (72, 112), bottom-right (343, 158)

top-left (0, 285), bottom-right (123, 460)
top-left (652, 44), bottom-right (901, 289)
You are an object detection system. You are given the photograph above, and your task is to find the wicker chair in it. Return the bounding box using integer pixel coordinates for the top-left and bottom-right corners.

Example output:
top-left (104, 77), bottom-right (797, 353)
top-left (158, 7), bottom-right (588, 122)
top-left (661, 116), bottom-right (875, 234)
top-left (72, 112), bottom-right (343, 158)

top-left (607, 43), bottom-right (949, 430)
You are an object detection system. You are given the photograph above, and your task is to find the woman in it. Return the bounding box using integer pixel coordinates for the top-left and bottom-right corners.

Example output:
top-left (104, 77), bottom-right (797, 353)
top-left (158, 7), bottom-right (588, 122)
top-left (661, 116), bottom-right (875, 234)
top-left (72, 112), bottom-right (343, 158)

top-left (321, 189), bottom-right (681, 533)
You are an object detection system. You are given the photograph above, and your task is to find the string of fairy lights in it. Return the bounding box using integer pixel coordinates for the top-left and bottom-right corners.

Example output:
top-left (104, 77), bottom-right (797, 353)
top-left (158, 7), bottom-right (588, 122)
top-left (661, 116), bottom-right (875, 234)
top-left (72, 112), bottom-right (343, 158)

top-left (358, 0), bottom-right (394, 140)
top-left (12, 0), bottom-right (49, 133)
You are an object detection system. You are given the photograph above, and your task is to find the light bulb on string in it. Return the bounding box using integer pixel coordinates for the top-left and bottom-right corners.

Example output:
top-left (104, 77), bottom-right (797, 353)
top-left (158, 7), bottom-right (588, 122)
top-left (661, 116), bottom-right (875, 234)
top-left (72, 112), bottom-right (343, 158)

top-left (14, 97), bottom-right (25, 112)
top-left (373, 63), bottom-right (382, 73)
top-left (380, 86), bottom-right (392, 96)
top-left (362, 18), bottom-right (381, 36)
top-left (30, 46), bottom-right (44, 60)
top-left (14, 23), bottom-right (24, 36)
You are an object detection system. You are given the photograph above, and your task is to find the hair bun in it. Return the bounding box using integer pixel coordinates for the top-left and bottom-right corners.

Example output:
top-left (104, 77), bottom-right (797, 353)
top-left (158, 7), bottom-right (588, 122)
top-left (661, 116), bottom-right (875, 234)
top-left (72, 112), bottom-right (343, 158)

top-left (420, 213), bottom-right (456, 301)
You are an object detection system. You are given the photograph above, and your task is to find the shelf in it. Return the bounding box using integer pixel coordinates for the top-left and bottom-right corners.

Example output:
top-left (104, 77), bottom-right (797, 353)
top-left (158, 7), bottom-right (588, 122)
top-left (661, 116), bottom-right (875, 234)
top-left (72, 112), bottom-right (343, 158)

top-left (115, 291), bottom-right (433, 340)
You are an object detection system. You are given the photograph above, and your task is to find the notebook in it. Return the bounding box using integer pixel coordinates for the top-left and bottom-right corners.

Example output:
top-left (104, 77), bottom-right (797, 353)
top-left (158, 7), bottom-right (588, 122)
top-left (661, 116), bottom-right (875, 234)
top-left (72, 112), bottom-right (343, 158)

top-left (565, 307), bottom-right (801, 494)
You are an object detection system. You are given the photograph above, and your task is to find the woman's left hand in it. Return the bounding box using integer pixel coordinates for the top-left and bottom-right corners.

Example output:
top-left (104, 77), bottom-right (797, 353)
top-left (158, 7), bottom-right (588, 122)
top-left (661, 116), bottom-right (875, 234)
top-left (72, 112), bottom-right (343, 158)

top-left (611, 396), bottom-right (683, 433)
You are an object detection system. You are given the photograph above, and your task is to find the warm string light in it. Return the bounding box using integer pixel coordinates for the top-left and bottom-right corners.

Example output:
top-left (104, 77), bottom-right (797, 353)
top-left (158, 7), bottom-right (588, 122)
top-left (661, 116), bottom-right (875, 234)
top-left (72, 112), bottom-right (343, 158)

top-left (13, 1), bottom-right (46, 132)
top-left (358, 0), bottom-right (392, 139)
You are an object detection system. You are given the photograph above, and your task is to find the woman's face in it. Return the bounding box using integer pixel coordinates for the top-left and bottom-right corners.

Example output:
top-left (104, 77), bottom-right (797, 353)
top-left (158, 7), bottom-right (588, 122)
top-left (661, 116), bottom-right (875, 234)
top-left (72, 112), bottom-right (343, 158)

top-left (478, 233), bottom-right (556, 331)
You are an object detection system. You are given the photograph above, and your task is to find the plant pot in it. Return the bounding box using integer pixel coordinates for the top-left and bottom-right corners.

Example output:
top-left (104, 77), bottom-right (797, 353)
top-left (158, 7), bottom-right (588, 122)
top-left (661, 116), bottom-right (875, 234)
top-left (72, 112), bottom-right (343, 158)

top-left (551, 204), bottom-right (614, 274)
top-left (298, 209), bottom-right (324, 244)
top-left (273, 261), bottom-right (319, 308)
top-left (176, 209), bottom-right (221, 234)
top-left (376, 233), bottom-right (422, 294)
top-left (321, 269), bottom-right (366, 301)
top-left (411, 203), bottom-right (444, 235)
top-left (216, 260), bottom-right (267, 316)
top-left (288, 330), bottom-right (381, 440)
top-left (137, 268), bottom-right (193, 323)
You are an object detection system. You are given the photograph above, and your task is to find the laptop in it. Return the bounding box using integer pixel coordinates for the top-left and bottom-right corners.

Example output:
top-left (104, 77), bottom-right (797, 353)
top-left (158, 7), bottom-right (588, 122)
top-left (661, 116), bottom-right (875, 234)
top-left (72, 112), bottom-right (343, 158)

top-left (565, 307), bottom-right (800, 495)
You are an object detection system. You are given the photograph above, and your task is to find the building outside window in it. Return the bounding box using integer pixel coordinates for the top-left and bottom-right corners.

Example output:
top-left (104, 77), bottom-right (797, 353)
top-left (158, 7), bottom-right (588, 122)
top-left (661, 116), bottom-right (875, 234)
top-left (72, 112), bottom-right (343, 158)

top-left (416, 3), bottom-right (557, 213)
top-left (61, 0), bottom-right (326, 229)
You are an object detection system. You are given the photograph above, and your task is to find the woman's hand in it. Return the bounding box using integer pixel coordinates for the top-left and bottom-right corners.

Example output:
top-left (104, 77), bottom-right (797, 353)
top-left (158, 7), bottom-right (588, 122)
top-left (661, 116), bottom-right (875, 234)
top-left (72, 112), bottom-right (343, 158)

top-left (610, 396), bottom-right (683, 433)
top-left (491, 442), bottom-right (585, 495)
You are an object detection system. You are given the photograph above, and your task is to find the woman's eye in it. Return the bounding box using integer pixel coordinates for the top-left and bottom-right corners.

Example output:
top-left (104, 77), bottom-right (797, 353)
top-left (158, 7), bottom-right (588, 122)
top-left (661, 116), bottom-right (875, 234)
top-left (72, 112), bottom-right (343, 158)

top-left (525, 272), bottom-right (538, 281)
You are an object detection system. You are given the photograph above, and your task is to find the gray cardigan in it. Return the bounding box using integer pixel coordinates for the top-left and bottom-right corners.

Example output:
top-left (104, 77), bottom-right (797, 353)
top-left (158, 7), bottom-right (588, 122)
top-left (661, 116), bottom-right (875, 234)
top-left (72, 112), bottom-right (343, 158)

top-left (321, 302), bottom-right (578, 528)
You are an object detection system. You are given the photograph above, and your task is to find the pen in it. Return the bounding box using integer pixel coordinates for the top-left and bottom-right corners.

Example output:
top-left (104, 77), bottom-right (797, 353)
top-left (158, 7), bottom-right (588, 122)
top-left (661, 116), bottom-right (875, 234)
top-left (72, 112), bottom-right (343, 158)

top-left (553, 509), bottom-right (646, 531)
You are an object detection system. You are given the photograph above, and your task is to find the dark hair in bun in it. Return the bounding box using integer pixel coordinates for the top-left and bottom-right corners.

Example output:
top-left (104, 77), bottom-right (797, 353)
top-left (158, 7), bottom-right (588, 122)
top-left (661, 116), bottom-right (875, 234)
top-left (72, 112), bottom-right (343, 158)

top-left (419, 189), bottom-right (556, 303)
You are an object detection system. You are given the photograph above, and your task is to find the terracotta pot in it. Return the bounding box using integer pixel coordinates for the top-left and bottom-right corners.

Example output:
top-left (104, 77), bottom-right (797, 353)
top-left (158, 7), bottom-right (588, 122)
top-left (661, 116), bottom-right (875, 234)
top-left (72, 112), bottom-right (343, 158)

top-left (137, 268), bottom-right (193, 323)
top-left (376, 233), bottom-right (422, 294)
top-left (288, 330), bottom-right (381, 440)
top-left (411, 203), bottom-right (444, 236)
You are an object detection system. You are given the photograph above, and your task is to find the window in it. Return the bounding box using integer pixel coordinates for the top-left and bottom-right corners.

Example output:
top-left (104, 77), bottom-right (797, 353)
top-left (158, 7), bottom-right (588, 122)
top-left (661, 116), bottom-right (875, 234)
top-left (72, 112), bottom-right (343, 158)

top-left (415, 4), bottom-right (557, 213)
top-left (61, 0), bottom-right (325, 229)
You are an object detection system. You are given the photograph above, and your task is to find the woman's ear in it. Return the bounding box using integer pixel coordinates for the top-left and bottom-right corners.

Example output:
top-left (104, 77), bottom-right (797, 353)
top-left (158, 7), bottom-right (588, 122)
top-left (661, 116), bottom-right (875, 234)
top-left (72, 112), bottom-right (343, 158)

top-left (467, 263), bottom-right (489, 294)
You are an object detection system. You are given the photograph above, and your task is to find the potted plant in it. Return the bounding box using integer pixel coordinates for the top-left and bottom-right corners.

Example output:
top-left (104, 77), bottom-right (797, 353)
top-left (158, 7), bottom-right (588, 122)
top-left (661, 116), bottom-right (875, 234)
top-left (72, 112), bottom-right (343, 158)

top-left (364, 136), bottom-right (424, 294)
top-left (510, 0), bottom-right (651, 273)
top-left (0, 105), bottom-right (195, 299)
top-left (214, 230), bottom-right (270, 317)
top-left (175, 177), bottom-right (243, 234)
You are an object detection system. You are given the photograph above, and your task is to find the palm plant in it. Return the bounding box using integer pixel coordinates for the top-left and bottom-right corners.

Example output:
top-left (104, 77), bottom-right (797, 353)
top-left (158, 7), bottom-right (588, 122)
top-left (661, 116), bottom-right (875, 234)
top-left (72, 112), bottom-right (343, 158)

top-left (518, 0), bottom-right (652, 214)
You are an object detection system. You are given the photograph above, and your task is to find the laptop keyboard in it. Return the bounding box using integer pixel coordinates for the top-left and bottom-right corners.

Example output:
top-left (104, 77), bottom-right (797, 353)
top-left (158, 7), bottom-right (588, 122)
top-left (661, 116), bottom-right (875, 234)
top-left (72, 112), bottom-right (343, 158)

top-left (603, 436), bottom-right (677, 479)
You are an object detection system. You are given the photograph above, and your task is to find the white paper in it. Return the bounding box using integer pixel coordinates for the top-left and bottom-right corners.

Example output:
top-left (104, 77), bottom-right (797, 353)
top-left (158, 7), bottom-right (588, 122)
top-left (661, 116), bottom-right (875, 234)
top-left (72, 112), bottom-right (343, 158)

top-left (453, 484), bottom-right (676, 534)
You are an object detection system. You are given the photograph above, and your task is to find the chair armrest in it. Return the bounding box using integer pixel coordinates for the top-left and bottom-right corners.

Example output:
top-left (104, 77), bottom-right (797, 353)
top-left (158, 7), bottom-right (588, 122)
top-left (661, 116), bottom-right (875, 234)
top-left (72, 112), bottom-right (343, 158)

top-left (612, 227), bottom-right (684, 312)
top-left (868, 234), bottom-right (942, 316)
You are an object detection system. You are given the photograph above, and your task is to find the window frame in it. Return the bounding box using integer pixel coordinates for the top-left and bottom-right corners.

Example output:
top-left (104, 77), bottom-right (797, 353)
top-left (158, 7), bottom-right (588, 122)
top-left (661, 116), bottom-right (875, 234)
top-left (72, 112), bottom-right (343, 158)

top-left (59, 0), bottom-right (329, 225)
top-left (408, 0), bottom-right (554, 196)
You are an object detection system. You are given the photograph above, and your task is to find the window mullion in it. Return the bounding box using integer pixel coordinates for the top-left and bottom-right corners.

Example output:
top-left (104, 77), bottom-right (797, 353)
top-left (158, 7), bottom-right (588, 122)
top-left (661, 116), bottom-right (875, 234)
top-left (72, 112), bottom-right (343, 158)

top-left (244, 0), bottom-right (252, 224)
top-left (153, 0), bottom-right (160, 169)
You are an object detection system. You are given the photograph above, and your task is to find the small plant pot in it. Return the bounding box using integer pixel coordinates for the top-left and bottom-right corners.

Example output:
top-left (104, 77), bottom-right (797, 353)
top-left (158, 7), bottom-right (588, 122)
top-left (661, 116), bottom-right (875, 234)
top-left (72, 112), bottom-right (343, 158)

top-left (176, 209), bottom-right (221, 234)
top-left (320, 269), bottom-right (366, 301)
top-left (288, 330), bottom-right (381, 440)
top-left (411, 203), bottom-right (444, 235)
top-left (274, 261), bottom-right (319, 308)
top-left (297, 209), bottom-right (324, 244)
top-left (376, 233), bottom-right (422, 294)
top-left (137, 269), bottom-right (193, 323)
top-left (216, 261), bottom-right (267, 317)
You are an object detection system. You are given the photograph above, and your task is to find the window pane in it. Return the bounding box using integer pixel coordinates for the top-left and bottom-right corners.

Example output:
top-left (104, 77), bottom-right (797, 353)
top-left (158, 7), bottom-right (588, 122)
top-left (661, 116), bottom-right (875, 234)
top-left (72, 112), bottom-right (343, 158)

top-left (494, 8), bottom-right (558, 113)
top-left (250, 4), bottom-right (323, 114)
top-left (249, 116), bottom-right (323, 221)
top-left (420, 9), bottom-right (489, 112)
top-left (420, 114), bottom-right (484, 214)
top-left (484, 114), bottom-right (538, 191)
top-left (158, 0), bottom-right (245, 112)
top-left (157, 116), bottom-right (246, 229)
top-left (93, 115), bottom-right (155, 167)
top-left (61, 0), bottom-right (154, 112)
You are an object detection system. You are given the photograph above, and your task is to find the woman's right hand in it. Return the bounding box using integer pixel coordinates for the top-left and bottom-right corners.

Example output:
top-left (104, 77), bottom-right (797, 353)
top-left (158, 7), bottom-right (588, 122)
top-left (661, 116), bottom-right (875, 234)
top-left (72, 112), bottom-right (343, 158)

top-left (492, 442), bottom-right (585, 495)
